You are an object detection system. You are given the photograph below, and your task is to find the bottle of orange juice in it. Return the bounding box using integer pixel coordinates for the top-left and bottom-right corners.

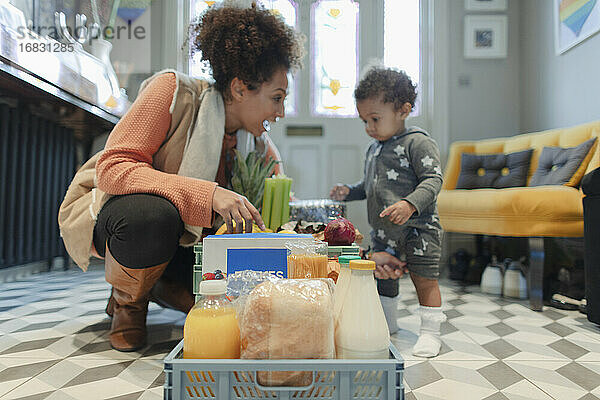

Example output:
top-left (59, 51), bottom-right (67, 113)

top-left (183, 280), bottom-right (240, 359)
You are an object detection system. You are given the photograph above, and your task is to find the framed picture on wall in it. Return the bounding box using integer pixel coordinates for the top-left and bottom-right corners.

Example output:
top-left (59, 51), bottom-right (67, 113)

top-left (464, 15), bottom-right (508, 58)
top-left (554, 0), bottom-right (600, 54)
top-left (465, 0), bottom-right (507, 12)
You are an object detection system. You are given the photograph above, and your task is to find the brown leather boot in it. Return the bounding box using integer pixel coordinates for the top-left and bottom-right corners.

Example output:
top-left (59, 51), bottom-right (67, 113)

top-left (105, 288), bottom-right (115, 317)
top-left (106, 280), bottom-right (194, 317)
top-left (149, 279), bottom-right (195, 314)
top-left (104, 247), bottom-right (168, 352)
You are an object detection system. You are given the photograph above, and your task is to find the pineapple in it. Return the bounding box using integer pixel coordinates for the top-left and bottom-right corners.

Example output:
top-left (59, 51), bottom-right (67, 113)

top-left (231, 149), bottom-right (278, 209)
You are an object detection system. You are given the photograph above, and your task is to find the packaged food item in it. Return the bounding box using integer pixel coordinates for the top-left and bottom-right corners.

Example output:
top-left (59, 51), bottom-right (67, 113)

top-left (287, 240), bottom-right (328, 279)
top-left (327, 259), bottom-right (340, 283)
top-left (183, 280), bottom-right (240, 359)
top-left (240, 279), bottom-right (335, 386)
top-left (202, 233), bottom-right (315, 278)
top-left (335, 260), bottom-right (390, 359)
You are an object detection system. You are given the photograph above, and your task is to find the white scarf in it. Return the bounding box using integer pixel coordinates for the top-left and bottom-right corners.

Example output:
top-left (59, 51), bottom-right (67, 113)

top-left (176, 85), bottom-right (264, 242)
top-left (177, 87), bottom-right (225, 242)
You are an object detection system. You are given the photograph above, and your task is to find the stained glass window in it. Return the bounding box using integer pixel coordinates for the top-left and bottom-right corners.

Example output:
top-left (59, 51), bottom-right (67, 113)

top-left (384, 0), bottom-right (421, 115)
top-left (312, 0), bottom-right (359, 117)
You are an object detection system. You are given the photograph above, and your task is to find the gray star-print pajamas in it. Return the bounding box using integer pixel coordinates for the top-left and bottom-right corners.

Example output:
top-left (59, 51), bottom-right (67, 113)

top-left (345, 127), bottom-right (443, 296)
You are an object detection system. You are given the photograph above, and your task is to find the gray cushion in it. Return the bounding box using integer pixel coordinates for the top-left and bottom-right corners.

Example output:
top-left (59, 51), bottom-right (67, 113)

top-left (529, 137), bottom-right (597, 187)
top-left (456, 149), bottom-right (534, 189)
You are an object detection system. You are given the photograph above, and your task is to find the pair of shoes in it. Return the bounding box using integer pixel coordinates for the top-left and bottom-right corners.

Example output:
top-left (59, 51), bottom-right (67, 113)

top-left (550, 293), bottom-right (582, 311)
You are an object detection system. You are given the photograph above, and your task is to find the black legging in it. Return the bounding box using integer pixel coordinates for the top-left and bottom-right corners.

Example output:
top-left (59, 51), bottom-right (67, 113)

top-left (93, 194), bottom-right (194, 291)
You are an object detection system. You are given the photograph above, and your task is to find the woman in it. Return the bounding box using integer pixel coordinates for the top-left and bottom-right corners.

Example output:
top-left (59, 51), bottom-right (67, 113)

top-left (58, 3), bottom-right (304, 351)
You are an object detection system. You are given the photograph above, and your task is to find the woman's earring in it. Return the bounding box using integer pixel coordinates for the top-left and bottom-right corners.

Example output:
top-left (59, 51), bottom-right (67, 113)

top-left (262, 120), bottom-right (271, 132)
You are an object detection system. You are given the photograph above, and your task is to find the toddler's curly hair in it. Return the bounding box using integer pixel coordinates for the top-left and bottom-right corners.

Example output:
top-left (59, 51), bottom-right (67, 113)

top-left (354, 67), bottom-right (417, 111)
top-left (192, 3), bottom-right (304, 100)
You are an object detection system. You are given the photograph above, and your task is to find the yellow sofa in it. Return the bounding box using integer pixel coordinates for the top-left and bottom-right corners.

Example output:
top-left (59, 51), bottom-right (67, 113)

top-left (438, 121), bottom-right (600, 310)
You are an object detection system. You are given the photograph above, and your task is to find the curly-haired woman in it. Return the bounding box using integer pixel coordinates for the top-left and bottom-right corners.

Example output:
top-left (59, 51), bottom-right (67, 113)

top-left (58, 2), bottom-right (304, 351)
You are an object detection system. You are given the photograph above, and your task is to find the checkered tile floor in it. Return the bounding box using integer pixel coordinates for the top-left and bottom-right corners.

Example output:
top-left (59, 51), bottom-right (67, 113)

top-left (1, 266), bottom-right (599, 399)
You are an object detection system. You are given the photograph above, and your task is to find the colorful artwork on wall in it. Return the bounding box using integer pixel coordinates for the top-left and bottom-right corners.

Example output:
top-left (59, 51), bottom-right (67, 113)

top-left (555, 0), bottom-right (600, 54)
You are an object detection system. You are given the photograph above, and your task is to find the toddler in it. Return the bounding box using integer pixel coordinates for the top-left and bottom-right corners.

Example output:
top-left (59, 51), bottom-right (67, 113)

top-left (330, 67), bottom-right (446, 357)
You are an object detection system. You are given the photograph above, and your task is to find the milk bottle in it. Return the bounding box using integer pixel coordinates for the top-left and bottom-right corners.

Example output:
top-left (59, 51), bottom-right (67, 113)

top-left (335, 260), bottom-right (390, 359)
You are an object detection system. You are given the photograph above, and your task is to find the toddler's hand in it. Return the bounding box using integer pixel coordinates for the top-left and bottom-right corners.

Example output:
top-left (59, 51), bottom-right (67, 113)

top-left (370, 251), bottom-right (408, 279)
top-left (329, 184), bottom-right (349, 201)
top-left (380, 200), bottom-right (416, 225)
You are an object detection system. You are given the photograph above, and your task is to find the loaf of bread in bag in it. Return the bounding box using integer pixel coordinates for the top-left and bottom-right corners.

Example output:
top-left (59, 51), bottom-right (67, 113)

top-left (240, 279), bottom-right (334, 387)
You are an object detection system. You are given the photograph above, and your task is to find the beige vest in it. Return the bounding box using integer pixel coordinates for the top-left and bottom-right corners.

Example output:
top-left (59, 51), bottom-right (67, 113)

top-left (58, 71), bottom-right (211, 271)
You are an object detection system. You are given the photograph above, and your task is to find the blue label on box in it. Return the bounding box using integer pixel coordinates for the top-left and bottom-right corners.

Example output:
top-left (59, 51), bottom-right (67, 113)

top-left (226, 248), bottom-right (288, 278)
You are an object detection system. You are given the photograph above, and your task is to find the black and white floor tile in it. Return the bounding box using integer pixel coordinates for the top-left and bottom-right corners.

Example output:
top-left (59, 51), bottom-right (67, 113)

top-left (394, 281), bottom-right (600, 400)
top-left (1, 265), bottom-right (599, 399)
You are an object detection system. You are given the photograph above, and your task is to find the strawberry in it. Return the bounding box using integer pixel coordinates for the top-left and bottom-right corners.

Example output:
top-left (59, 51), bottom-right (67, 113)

top-left (202, 272), bottom-right (216, 280)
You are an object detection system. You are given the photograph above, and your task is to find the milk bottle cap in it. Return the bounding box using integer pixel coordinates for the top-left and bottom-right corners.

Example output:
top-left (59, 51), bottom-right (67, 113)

top-left (338, 255), bottom-right (361, 266)
top-left (199, 280), bottom-right (227, 295)
top-left (349, 260), bottom-right (375, 270)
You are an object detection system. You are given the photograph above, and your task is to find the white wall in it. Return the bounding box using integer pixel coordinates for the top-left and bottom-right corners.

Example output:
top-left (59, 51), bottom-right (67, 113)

top-left (520, 0), bottom-right (600, 132)
top-left (446, 0), bottom-right (521, 143)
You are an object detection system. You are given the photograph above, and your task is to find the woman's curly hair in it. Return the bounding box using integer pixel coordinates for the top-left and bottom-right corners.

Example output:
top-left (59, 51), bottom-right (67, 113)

top-left (354, 67), bottom-right (417, 111)
top-left (192, 3), bottom-right (304, 100)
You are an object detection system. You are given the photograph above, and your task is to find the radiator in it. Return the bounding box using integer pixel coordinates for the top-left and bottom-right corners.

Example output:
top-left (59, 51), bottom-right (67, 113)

top-left (0, 103), bottom-right (76, 269)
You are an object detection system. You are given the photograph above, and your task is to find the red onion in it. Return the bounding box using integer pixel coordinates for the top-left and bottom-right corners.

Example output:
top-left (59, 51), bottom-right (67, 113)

top-left (324, 218), bottom-right (356, 246)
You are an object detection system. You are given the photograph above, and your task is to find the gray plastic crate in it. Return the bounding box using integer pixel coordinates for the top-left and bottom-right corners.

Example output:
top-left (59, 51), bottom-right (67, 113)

top-left (164, 340), bottom-right (404, 400)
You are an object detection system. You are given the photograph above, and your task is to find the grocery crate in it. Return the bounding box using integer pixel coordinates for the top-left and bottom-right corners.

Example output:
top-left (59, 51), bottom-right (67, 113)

top-left (164, 340), bottom-right (404, 400)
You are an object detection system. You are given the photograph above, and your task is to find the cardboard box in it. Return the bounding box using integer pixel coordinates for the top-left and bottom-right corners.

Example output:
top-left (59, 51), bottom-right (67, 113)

top-left (202, 233), bottom-right (315, 278)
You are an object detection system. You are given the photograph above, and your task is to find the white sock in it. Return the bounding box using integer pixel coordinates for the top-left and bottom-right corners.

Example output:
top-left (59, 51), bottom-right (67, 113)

top-left (412, 305), bottom-right (446, 358)
top-left (379, 295), bottom-right (400, 334)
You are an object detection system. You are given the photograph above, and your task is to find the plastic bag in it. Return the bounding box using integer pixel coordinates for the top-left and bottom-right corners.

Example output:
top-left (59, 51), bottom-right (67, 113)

top-left (287, 240), bottom-right (328, 279)
top-left (289, 199), bottom-right (346, 223)
top-left (226, 270), bottom-right (279, 323)
top-left (239, 278), bottom-right (335, 387)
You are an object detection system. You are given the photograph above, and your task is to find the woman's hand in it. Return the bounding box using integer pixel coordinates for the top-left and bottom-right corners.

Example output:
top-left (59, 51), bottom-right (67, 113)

top-left (380, 200), bottom-right (416, 225)
top-left (330, 184), bottom-right (349, 201)
top-left (212, 187), bottom-right (265, 233)
top-left (370, 251), bottom-right (408, 279)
